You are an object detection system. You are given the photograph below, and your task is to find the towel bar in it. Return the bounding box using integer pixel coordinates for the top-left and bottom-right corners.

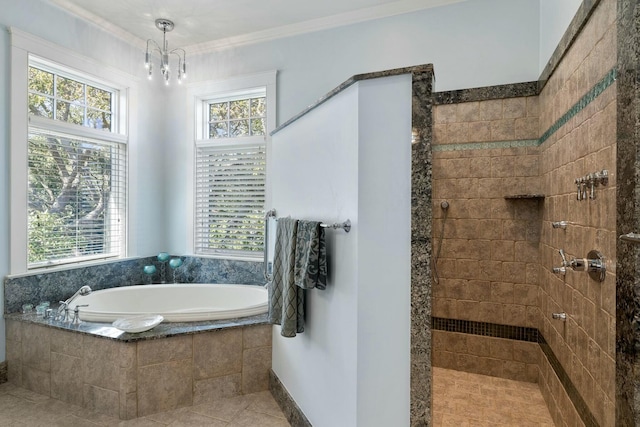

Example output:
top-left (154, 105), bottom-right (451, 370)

top-left (265, 209), bottom-right (351, 233)
top-left (263, 209), bottom-right (351, 281)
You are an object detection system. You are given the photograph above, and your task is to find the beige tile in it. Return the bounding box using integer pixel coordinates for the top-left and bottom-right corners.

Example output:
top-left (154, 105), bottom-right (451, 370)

top-left (137, 359), bottom-right (193, 416)
top-left (137, 335), bottom-right (192, 367)
top-left (228, 410), bottom-right (290, 427)
top-left (21, 323), bottom-right (50, 373)
top-left (457, 102), bottom-right (480, 122)
top-left (193, 329), bottom-right (243, 380)
top-left (83, 383), bottom-right (120, 419)
top-left (503, 98), bottom-right (527, 119)
top-left (242, 347), bottom-right (271, 394)
top-left (190, 394), bottom-right (256, 422)
top-left (435, 104), bottom-right (458, 124)
top-left (447, 122), bottom-right (469, 143)
top-left (50, 328), bottom-right (83, 357)
top-left (242, 325), bottom-right (272, 349)
top-left (51, 351), bottom-right (83, 406)
top-left (6, 320), bottom-right (22, 343)
top-left (246, 391), bottom-right (287, 419)
top-left (21, 366), bottom-right (50, 396)
top-left (479, 99), bottom-right (503, 121)
top-left (82, 336), bottom-right (121, 391)
top-left (163, 411), bottom-right (228, 426)
top-left (193, 374), bottom-right (242, 405)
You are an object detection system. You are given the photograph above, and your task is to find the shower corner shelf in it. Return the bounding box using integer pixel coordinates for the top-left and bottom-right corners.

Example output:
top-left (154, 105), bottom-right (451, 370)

top-left (504, 194), bottom-right (545, 200)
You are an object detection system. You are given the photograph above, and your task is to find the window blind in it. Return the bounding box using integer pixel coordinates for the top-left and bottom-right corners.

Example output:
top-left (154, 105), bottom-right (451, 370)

top-left (195, 142), bottom-right (266, 257)
top-left (27, 128), bottom-right (126, 267)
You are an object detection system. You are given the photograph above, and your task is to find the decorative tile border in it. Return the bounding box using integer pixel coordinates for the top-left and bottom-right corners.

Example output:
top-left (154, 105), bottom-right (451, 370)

top-left (539, 67), bottom-right (617, 144)
top-left (432, 317), bottom-right (538, 342)
top-left (433, 67), bottom-right (617, 153)
top-left (433, 317), bottom-right (597, 427)
top-left (432, 139), bottom-right (538, 152)
top-left (538, 335), bottom-right (598, 427)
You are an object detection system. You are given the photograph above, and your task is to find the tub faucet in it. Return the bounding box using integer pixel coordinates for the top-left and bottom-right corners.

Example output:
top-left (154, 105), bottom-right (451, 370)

top-left (57, 285), bottom-right (92, 316)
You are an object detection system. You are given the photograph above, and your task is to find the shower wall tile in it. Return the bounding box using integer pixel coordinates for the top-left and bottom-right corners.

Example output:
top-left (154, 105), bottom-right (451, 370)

top-left (432, 330), bottom-right (538, 383)
top-left (434, 96), bottom-right (539, 146)
top-left (432, 0), bottom-right (616, 424)
top-left (538, 0), bottom-right (616, 424)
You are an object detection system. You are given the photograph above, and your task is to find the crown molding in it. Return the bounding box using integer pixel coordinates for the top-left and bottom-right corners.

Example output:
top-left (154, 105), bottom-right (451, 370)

top-left (186, 0), bottom-right (464, 54)
top-left (47, 0), bottom-right (147, 50)
top-left (47, 0), bottom-right (464, 56)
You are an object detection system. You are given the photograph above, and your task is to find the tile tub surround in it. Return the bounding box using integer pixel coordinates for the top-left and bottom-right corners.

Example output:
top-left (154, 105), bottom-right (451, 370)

top-left (5, 314), bottom-right (272, 420)
top-left (4, 256), bottom-right (263, 314)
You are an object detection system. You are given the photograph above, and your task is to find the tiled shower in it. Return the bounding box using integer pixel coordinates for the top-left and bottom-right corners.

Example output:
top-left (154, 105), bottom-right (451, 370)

top-left (430, 0), bottom-right (617, 424)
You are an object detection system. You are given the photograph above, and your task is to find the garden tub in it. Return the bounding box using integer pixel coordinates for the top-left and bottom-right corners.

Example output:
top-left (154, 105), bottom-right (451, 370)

top-left (68, 283), bottom-right (268, 322)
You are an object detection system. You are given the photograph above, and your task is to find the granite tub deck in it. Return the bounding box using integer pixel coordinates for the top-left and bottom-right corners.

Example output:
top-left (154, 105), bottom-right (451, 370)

top-left (4, 311), bottom-right (272, 420)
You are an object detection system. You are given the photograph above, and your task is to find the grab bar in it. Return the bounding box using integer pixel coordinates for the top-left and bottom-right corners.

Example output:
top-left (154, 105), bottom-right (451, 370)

top-left (264, 209), bottom-right (277, 282)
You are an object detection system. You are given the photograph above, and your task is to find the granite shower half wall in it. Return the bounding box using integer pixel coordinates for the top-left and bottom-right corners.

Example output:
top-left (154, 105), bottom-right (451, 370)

top-left (431, 0), bottom-right (617, 425)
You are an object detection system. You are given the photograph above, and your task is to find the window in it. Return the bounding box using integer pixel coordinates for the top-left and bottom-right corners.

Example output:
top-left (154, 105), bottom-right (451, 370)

top-left (191, 73), bottom-right (275, 260)
top-left (208, 92), bottom-right (266, 138)
top-left (195, 90), bottom-right (267, 258)
top-left (10, 28), bottom-right (131, 274)
top-left (25, 61), bottom-right (126, 268)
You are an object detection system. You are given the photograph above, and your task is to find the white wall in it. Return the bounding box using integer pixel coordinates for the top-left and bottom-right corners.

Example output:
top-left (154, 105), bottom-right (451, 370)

top-left (355, 76), bottom-right (412, 426)
top-left (539, 0), bottom-right (582, 74)
top-left (270, 83), bottom-right (360, 427)
top-left (269, 74), bottom-right (411, 426)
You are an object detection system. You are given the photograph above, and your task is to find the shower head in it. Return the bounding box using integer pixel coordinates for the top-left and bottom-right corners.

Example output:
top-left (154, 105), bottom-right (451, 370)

top-left (440, 201), bottom-right (449, 210)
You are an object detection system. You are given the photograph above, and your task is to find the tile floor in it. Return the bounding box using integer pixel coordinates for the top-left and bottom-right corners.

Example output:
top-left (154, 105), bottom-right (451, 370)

top-left (433, 367), bottom-right (555, 426)
top-left (1, 368), bottom-right (554, 426)
top-left (0, 381), bottom-right (290, 427)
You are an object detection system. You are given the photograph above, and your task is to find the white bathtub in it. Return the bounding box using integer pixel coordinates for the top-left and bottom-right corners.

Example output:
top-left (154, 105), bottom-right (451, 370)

top-left (68, 283), bottom-right (268, 323)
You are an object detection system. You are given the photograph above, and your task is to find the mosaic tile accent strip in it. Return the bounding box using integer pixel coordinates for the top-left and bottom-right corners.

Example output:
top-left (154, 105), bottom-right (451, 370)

top-left (538, 335), bottom-right (598, 427)
top-left (539, 67), bottom-right (617, 144)
top-left (433, 317), bottom-right (597, 427)
top-left (432, 317), bottom-right (538, 342)
top-left (432, 139), bottom-right (539, 152)
top-left (433, 67), bottom-right (617, 153)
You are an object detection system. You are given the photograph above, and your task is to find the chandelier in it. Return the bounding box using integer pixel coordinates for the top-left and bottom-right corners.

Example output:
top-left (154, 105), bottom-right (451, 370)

top-left (145, 19), bottom-right (186, 85)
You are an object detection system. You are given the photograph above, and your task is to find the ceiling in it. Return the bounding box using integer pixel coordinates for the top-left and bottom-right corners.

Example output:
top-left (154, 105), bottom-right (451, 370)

top-left (47, 0), bottom-right (464, 54)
